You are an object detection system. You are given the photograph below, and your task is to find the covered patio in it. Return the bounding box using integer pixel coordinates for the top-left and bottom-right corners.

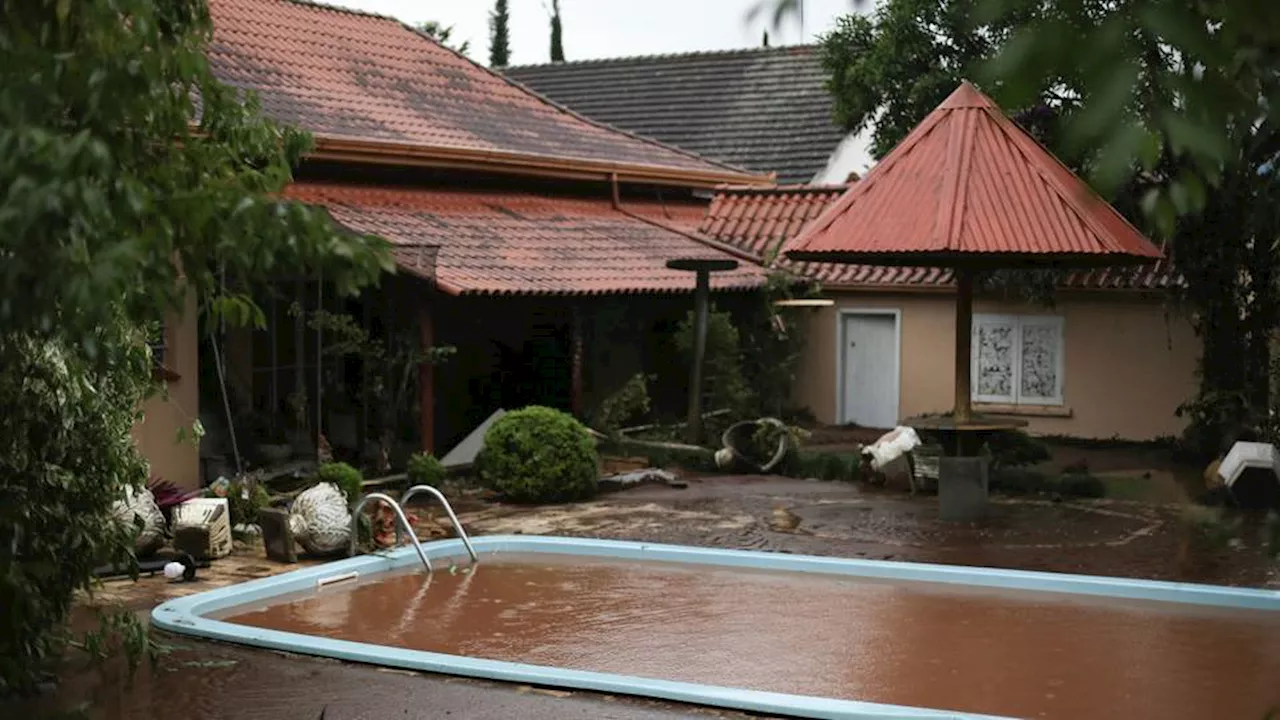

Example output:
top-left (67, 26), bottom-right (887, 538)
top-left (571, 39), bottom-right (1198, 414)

top-left (214, 181), bottom-right (765, 469)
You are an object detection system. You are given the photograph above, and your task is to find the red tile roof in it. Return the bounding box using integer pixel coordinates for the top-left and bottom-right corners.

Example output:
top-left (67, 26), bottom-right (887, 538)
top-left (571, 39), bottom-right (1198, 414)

top-left (287, 183), bottom-right (765, 296)
top-left (701, 185), bottom-right (1175, 291)
top-left (784, 82), bottom-right (1164, 268)
top-left (207, 0), bottom-right (765, 186)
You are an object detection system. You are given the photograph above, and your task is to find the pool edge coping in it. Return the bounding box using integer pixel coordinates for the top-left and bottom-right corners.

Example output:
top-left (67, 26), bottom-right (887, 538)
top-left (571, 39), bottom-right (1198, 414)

top-left (151, 535), bottom-right (1280, 720)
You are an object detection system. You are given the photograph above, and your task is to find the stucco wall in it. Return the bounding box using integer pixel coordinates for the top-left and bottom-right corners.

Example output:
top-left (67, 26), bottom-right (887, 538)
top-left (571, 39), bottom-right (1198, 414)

top-left (794, 290), bottom-right (1199, 441)
top-left (132, 290), bottom-right (201, 490)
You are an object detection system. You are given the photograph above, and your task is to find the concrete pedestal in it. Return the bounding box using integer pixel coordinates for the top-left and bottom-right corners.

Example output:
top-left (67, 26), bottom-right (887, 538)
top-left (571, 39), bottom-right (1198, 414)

top-left (938, 456), bottom-right (989, 522)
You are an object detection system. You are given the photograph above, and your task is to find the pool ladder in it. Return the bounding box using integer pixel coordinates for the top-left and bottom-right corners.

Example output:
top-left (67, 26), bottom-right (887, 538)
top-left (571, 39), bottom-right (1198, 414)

top-left (348, 485), bottom-right (477, 573)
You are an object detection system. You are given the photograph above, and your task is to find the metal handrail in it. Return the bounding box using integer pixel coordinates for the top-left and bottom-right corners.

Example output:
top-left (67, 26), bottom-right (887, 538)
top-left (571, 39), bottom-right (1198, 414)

top-left (399, 484), bottom-right (479, 564)
top-left (350, 493), bottom-right (432, 573)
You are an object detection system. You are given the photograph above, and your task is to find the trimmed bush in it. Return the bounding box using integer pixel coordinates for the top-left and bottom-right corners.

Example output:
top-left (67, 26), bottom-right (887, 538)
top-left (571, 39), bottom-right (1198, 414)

top-left (406, 452), bottom-right (447, 487)
top-left (317, 462), bottom-right (363, 503)
top-left (477, 406), bottom-right (599, 503)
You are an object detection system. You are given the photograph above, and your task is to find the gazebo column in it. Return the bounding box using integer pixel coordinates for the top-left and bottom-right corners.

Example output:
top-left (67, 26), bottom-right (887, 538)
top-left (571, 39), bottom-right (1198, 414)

top-left (954, 268), bottom-right (974, 426)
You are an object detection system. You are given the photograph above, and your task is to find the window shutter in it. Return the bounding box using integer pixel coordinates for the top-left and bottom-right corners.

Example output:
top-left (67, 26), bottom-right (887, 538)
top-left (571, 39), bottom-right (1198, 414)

top-left (1017, 317), bottom-right (1064, 405)
top-left (972, 315), bottom-right (1018, 404)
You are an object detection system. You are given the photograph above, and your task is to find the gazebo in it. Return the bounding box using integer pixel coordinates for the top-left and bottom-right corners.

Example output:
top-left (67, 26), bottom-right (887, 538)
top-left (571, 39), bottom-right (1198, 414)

top-left (784, 81), bottom-right (1164, 520)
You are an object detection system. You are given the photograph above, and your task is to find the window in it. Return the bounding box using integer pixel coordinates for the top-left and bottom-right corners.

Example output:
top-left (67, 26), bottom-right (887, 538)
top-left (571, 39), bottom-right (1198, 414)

top-left (149, 318), bottom-right (179, 382)
top-left (149, 320), bottom-right (167, 368)
top-left (972, 314), bottom-right (1064, 405)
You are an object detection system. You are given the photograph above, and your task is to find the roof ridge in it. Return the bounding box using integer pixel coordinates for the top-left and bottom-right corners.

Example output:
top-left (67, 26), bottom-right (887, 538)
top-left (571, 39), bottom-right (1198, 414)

top-left (505, 44), bottom-right (818, 71)
top-left (287, 0), bottom-right (400, 23)
top-left (714, 183), bottom-right (850, 194)
top-left (499, 69), bottom-right (765, 179)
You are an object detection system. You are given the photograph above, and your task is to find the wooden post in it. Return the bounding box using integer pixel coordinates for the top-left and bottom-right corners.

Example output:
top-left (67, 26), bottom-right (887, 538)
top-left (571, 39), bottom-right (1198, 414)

top-left (358, 294), bottom-right (371, 456)
top-left (954, 268), bottom-right (974, 425)
top-left (294, 278), bottom-right (305, 442)
top-left (314, 273), bottom-right (323, 458)
top-left (570, 304), bottom-right (584, 417)
top-left (269, 291), bottom-right (278, 436)
top-left (418, 300), bottom-right (436, 454)
top-left (687, 269), bottom-right (711, 445)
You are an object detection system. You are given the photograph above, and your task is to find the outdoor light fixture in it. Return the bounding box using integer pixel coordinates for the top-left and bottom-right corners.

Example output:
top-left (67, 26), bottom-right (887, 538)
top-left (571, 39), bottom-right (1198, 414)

top-left (772, 298), bottom-right (834, 308)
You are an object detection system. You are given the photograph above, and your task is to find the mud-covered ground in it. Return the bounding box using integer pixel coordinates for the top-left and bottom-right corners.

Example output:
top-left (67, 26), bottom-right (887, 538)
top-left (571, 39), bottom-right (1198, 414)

top-left (8, 474), bottom-right (1278, 720)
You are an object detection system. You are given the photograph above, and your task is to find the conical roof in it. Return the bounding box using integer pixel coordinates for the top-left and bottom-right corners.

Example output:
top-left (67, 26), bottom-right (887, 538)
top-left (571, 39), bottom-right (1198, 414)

top-left (784, 82), bottom-right (1164, 268)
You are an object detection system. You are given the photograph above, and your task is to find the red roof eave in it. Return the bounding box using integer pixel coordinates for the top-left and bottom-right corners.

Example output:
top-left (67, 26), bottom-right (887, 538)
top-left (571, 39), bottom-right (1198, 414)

top-left (286, 182), bottom-right (767, 297)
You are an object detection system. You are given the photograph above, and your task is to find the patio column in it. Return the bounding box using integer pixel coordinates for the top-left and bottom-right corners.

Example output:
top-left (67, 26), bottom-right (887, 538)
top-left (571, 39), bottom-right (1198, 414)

top-left (570, 304), bottom-right (584, 417)
top-left (418, 301), bottom-right (436, 454)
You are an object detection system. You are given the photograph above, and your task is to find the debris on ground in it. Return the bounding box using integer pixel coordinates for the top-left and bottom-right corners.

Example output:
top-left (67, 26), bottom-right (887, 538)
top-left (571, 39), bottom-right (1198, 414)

top-left (598, 468), bottom-right (679, 493)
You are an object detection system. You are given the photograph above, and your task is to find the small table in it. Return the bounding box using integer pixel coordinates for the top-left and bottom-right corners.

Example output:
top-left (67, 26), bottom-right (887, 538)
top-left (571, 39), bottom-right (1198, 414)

top-left (904, 414), bottom-right (1029, 522)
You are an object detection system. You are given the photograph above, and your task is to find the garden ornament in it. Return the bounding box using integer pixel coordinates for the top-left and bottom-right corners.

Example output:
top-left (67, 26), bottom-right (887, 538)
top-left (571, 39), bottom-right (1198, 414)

top-left (111, 485), bottom-right (167, 557)
top-left (718, 417), bottom-right (790, 473)
top-left (289, 482), bottom-right (352, 555)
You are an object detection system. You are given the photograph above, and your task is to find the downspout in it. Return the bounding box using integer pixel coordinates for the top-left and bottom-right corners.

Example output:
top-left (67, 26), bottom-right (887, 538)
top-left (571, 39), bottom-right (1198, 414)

top-left (609, 173), bottom-right (763, 266)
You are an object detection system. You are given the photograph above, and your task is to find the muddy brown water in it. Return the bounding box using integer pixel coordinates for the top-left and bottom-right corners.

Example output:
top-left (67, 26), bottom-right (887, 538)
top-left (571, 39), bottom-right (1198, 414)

top-left (221, 553), bottom-right (1280, 720)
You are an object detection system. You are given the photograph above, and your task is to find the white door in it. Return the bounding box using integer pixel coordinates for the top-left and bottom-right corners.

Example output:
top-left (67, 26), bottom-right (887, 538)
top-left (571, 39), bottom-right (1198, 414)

top-left (841, 313), bottom-right (899, 428)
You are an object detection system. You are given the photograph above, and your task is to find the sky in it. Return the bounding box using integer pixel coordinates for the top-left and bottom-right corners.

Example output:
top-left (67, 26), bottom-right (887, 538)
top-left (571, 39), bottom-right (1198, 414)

top-left (317, 0), bottom-right (869, 66)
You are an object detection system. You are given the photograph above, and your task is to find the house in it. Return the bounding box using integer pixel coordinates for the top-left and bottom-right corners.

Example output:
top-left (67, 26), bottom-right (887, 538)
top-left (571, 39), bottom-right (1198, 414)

top-left (699, 111), bottom-right (1196, 442)
top-left (133, 0), bottom-right (770, 489)
top-left (505, 46), bottom-right (868, 185)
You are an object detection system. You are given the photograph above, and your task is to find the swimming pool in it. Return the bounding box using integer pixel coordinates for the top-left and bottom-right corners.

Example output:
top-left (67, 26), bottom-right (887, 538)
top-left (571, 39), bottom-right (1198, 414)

top-left (152, 535), bottom-right (1280, 719)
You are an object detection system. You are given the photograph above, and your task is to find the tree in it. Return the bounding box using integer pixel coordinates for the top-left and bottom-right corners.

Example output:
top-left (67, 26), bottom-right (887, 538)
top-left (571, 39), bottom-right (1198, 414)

top-left (417, 21), bottom-right (471, 56)
top-left (979, 0), bottom-right (1280, 227)
top-left (973, 0), bottom-right (1280, 453)
top-left (489, 0), bottom-right (512, 67)
top-left (549, 0), bottom-right (565, 63)
top-left (804, 0), bottom-right (1280, 454)
top-left (820, 0), bottom-right (1009, 159)
top-left (0, 0), bottom-right (389, 695)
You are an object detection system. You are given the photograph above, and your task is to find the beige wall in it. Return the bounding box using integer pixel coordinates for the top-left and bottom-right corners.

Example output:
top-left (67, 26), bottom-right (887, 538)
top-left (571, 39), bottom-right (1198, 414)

top-left (132, 290), bottom-right (201, 490)
top-left (795, 290), bottom-right (1200, 441)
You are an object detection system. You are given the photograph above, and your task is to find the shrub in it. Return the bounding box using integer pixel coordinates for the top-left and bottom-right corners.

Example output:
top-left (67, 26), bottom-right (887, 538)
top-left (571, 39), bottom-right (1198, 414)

top-left (477, 406), bottom-right (599, 503)
top-left (0, 336), bottom-right (150, 695)
top-left (983, 430), bottom-right (1051, 471)
top-left (1054, 473), bottom-right (1107, 498)
top-left (406, 452), bottom-right (447, 487)
top-left (317, 462), bottom-right (363, 503)
top-left (218, 476), bottom-right (270, 527)
top-left (990, 468), bottom-right (1108, 499)
top-left (146, 476), bottom-right (201, 524)
top-left (673, 308), bottom-right (751, 416)
top-left (593, 373), bottom-right (652, 438)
